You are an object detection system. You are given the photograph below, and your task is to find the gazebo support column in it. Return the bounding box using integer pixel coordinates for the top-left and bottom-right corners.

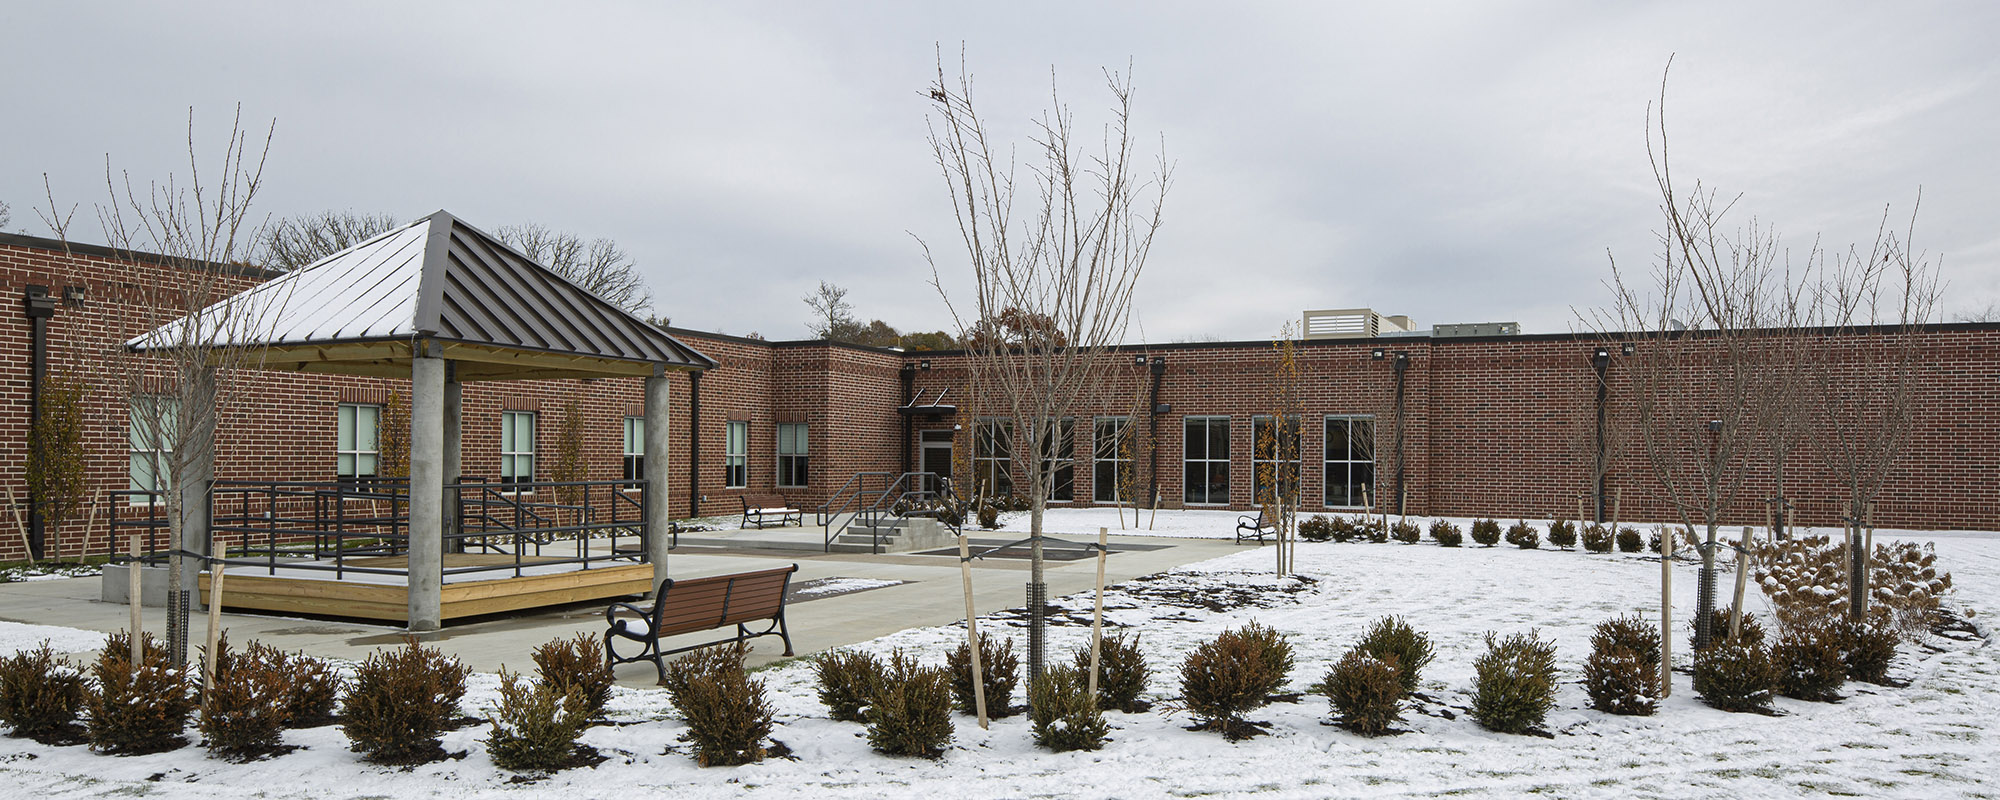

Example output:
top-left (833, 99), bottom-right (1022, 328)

top-left (407, 353), bottom-right (446, 631)
top-left (644, 370), bottom-right (671, 595)
top-left (442, 367), bottom-right (462, 554)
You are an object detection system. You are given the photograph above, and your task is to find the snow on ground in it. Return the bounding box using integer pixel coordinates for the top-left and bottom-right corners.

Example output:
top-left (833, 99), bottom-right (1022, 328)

top-left (0, 620), bottom-right (107, 656)
top-left (995, 506), bottom-right (1258, 538)
top-left (1, 524), bottom-right (1995, 799)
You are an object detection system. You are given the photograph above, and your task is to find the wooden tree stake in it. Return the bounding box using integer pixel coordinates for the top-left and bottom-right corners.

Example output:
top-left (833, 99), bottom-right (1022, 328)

top-left (1660, 525), bottom-right (1673, 698)
top-left (1728, 526), bottom-right (1752, 640)
top-left (202, 533), bottom-right (227, 703)
top-left (1088, 527), bottom-right (1108, 700)
top-left (128, 534), bottom-right (142, 666)
top-left (957, 532), bottom-right (988, 729)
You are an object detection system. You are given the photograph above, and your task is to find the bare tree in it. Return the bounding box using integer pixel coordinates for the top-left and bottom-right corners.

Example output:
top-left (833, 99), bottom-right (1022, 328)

top-left (494, 222), bottom-right (651, 314)
top-left (0, 199), bottom-right (11, 229)
top-left (259, 210), bottom-right (398, 271)
top-left (803, 281), bottom-right (857, 339)
top-left (1951, 302), bottom-right (1997, 323)
top-left (1257, 325), bottom-right (1304, 575)
top-left (917, 53), bottom-right (1170, 680)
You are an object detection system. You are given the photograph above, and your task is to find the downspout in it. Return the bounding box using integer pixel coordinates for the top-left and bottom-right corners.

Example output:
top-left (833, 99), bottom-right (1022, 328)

top-left (687, 370), bottom-right (702, 518)
top-left (22, 285), bottom-right (55, 561)
top-left (1392, 352), bottom-right (1408, 517)
top-left (1592, 348), bottom-right (1610, 523)
top-left (1147, 357), bottom-right (1165, 507)
top-left (901, 364), bottom-right (915, 475)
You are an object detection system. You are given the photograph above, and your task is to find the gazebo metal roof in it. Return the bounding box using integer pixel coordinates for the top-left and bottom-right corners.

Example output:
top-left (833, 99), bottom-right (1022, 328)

top-left (131, 210), bottom-right (713, 381)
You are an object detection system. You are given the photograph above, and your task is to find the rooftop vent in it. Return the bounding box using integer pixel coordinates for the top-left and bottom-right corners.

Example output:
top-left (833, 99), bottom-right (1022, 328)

top-left (1431, 321), bottom-right (1521, 338)
top-left (1302, 308), bottom-right (1417, 340)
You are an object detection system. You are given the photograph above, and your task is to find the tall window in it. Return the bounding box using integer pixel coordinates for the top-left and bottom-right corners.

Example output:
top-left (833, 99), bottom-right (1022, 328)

top-left (128, 396), bottom-right (177, 501)
top-left (973, 419), bottom-right (1014, 497)
top-left (1093, 417), bottom-right (1132, 503)
top-left (337, 404), bottom-right (380, 481)
top-left (1183, 416), bottom-right (1230, 505)
top-left (500, 410), bottom-right (536, 485)
top-left (1252, 415), bottom-right (1301, 506)
top-left (724, 420), bottom-right (748, 488)
top-left (1038, 418), bottom-right (1075, 501)
top-left (1324, 416), bottom-right (1376, 508)
top-left (777, 423), bottom-right (809, 488)
top-left (622, 417), bottom-right (644, 486)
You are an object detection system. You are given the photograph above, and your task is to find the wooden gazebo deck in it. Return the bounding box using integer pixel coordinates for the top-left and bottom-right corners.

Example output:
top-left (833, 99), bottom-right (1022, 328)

top-left (200, 554), bottom-right (655, 623)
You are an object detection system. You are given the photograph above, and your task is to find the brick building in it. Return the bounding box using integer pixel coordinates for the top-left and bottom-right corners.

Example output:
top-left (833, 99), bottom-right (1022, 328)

top-left (0, 230), bottom-right (1993, 564)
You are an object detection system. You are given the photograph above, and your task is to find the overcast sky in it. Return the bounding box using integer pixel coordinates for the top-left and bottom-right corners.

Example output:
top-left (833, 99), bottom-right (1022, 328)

top-left (5, 2), bottom-right (1995, 342)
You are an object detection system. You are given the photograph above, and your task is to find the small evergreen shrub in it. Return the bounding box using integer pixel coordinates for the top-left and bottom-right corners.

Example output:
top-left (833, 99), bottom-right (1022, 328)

top-left (1390, 519), bottom-right (1421, 544)
top-left (1840, 619), bottom-right (1899, 684)
top-left (342, 639), bottom-right (470, 765)
top-left (813, 649), bottom-right (884, 722)
top-left (1771, 621), bottom-right (1846, 702)
top-left (1428, 519), bottom-right (1463, 547)
top-left (1616, 527), bottom-right (1644, 553)
top-left (1027, 665), bottom-right (1107, 752)
top-left (1318, 649), bottom-right (1402, 735)
top-left (1469, 631), bottom-right (1558, 734)
top-left (199, 637), bottom-right (294, 761)
top-left (1470, 519), bottom-right (1502, 547)
top-left (1358, 517), bottom-right (1388, 543)
top-left (947, 635), bottom-right (1020, 717)
top-left (1073, 631), bottom-right (1150, 712)
top-left (1298, 515), bottom-right (1335, 542)
top-left (1504, 521), bottom-right (1541, 549)
top-left (1592, 615), bottom-right (1661, 667)
top-left (1583, 617), bottom-right (1660, 716)
top-left (1692, 640), bottom-right (1776, 713)
top-left (1581, 523), bottom-right (1614, 553)
top-left (1327, 516), bottom-right (1359, 543)
top-left (0, 643), bottom-right (87, 744)
top-left (532, 633), bottom-right (614, 720)
top-left (1547, 519), bottom-right (1577, 550)
top-left (485, 669), bottom-right (591, 772)
top-left (668, 644), bottom-right (774, 767)
top-left (977, 503), bottom-right (1000, 529)
top-left (88, 631), bottom-right (194, 755)
top-left (865, 651), bottom-right (954, 759)
top-left (1355, 616), bottom-right (1433, 696)
top-left (270, 646), bottom-right (343, 728)
top-left (1180, 622), bottom-right (1293, 739)
top-left (1693, 610), bottom-right (1765, 652)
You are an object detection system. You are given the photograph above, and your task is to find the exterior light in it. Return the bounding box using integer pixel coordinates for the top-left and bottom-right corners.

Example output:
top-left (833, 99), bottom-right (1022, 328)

top-left (1133, 354), bottom-right (1147, 365)
top-left (1621, 343), bottom-right (1635, 356)
top-left (1371, 348), bottom-right (1386, 360)
top-left (1592, 348), bottom-right (1611, 370)
top-left (1706, 420), bottom-right (1723, 433)
top-left (918, 359), bottom-right (932, 370)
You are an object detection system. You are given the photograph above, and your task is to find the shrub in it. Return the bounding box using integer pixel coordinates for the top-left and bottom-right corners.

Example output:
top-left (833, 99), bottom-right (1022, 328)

top-left (1840, 619), bottom-right (1899, 684)
top-left (342, 639), bottom-right (470, 765)
top-left (977, 503), bottom-right (1000, 529)
top-left (1318, 649), bottom-right (1403, 735)
top-left (1470, 519), bottom-right (1502, 547)
top-left (273, 647), bottom-right (343, 728)
top-left (0, 643), bottom-right (87, 744)
top-left (1616, 527), bottom-right (1644, 553)
top-left (1693, 609), bottom-right (1765, 652)
top-left (1357, 517), bottom-right (1388, 543)
top-left (1583, 617), bottom-right (1660, 716)
top-left (947, 635), bottom-right (1020, 717)
top-left (485, 669), bottom-right (591, 772)
top-left (199, 638), bottom-right (294, 761)
top-left (1073, 631), bottom-right (1150, 713)
top-left (88, 631), bottom-right (194, 755)
top-left (1469, 631), bottom-right (1558, 734)
top-left (1326, 515), bottom-right (1359, 543)
top-left (1547, 519), bottom-right (1577, 550)
top-left (937, 502), bottom-right (964, 528)
top-left (1299, 515), bottom-right (1334, 542)
top-left (668, 644), bottom-right (773, 767)
top-left (1504, 521), bottom-right (1541, 549)
top-left (1752, 536), bottom-right (1953, 642)
top-left (1428, 519), bottom-right (1463, 547)
top-left (813, 649), bottom-right (884, 722)
top-left (1027, 665), bottom-right (1107, 752)
top-left (1771, 621), bottom-right (1846, 702)
top-left (1581, 523), bottom-right (1614, 553)
top-left (1692, 640), bottom-right (1776, 713)
top-left (865, 651), bottom-right (953, 759)
top-left (1180, 622), bottom-right (1293, 738)
top-left (1355, 616), bottom-right (1433, 696)
top-left (1389, 519), bottom-right (1421, 544)
top-left (532, 633), bottom-right (614, 720)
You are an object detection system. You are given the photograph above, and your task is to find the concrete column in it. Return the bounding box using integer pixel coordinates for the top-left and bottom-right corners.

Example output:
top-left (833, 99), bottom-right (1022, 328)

top-left (644, 371), bottom-right (671, 594)
top-left (442, 370), bottom-right (461, 553)
top-left (178, 365), bottom-right (216, 612)
top-left (408, 354), bottom-right (446, 632)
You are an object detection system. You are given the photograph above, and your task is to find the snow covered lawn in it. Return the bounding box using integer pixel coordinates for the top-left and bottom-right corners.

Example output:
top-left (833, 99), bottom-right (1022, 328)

top-left (1, 527), bottom-right (1994, 799)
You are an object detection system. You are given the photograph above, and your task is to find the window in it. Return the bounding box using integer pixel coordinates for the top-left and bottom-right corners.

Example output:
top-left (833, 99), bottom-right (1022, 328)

top-left (128, 396), bottom-right (177, 501)
top-left (622, 417), bottom-right (644, 486)
top-left (500, 410), bottom-right (536, 485)
top-left (973, 419), bottom-right (1014, 497)
top-left (1252, 415), bottom-right (1302, 506)
top-left (777, 423), bottom-right (809, 488)
top-left (1183, 416), bottom-right (1230, 505)
top-left (1324, 416), bottom-right (1376, 508)
top-left (724, 420), bottom-right (748, 488)
top-left (1093, 417), bottom-right (1132, 503)
top-left (1037, 418), bottom-right (1075, 501)
top-left (336, 404), bottom-right (380, 480)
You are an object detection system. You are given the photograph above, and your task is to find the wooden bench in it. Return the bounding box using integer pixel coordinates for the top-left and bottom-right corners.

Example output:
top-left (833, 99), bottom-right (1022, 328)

top-left (1236, 511), bottom-right (1274, 544)
top-left (740, 494), bottom-right (803, 529)
top-left (604, 564), bottom-right (798, 682)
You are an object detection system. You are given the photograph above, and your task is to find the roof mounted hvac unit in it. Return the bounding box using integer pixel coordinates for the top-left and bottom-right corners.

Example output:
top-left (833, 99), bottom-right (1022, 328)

top-left (1431, 322), bottom-right (1521, 338)
top-left (1302, 308), bottom-right (1416, 340)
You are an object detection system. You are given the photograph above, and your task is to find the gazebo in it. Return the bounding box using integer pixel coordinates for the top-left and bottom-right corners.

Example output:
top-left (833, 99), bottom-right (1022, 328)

top-left (133, 210), bottom-right (712, 631)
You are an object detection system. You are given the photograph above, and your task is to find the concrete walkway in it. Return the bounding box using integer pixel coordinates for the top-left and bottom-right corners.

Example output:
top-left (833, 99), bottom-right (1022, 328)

top-left (0, 532), bottom-right (1244, 686)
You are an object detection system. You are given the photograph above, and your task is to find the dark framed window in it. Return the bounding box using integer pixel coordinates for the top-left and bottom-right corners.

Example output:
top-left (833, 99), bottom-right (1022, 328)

top-left (724, 420), bottom-right (748, 488)
top-left (777, 423), bottom-right (809, 488)
top-left (973, 419), bottom-right (1014, 497)
top-left (1093, 416), bottom-right (1132, 503)
top-left (1183, 416), bottom-right (1230, 505)
top-left (1323, 416), bottom-right (1375, 508)
top-left (1038, 418), bottom-right (1075, 501)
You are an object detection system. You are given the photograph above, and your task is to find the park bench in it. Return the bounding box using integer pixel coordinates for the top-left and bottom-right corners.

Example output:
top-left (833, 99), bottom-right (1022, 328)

top-left (1236, 511), bottom-right (1274, 544)
top-left (741, 493), bottom-right (803, 529)
top-left (604, 563), bottom-right (799, 682)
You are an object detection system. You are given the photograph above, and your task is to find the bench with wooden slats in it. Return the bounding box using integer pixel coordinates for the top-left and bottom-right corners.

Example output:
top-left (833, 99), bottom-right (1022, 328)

top-left (740, 494), bottom-right (803, 529)
top-left (603, 563), bottom-right (798, 681)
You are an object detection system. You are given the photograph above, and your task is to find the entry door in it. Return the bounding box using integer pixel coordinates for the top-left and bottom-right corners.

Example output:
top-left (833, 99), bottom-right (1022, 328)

top-left (919, 430), bottom-right (955, 493)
